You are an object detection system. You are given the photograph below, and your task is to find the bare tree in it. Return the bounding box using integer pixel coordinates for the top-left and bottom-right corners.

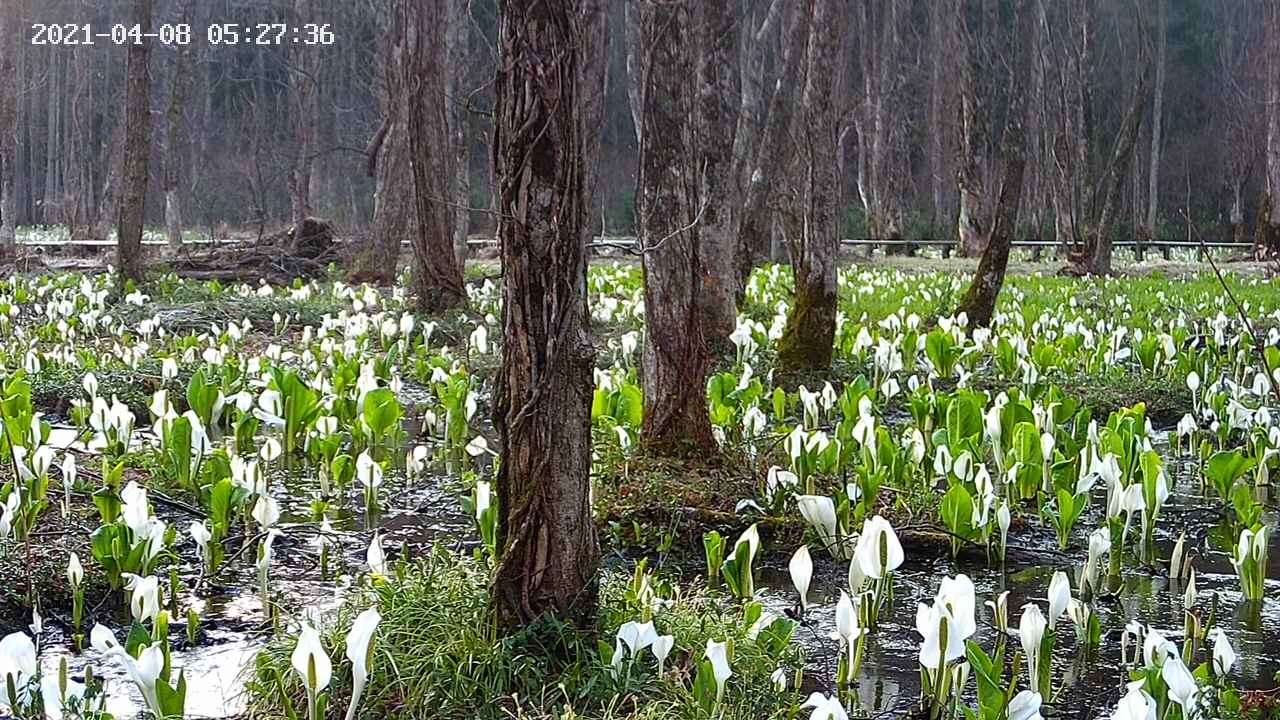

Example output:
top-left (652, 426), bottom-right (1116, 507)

top-left (490, 0), bottom-right (600, 630)
top-left (735, 4), bottom-right (810, 292)
top-left (288, 0), bottom-right (317, 232)
top-left (955, 0), bottom-right (992, 258)
top-left (693, 0), bottom-right (740, 348)
top-left (116, 0), bottom-right (152, 285)
top-left (163, 1), bottom-right (195, 248)
top-left (446, 0), bottom-right (471, 265)
top-left (403, 0), bottom-right (466, 311)
top-left (1263, 0), bottom-right (1280, 255)
top-left (1142, 0), bottom-right (1167, 243)
top-left (775, 0), bottom-right (844, 371)
top-left (0, 4), bottom-right (17, 248)
top-left (852, 0), bottom-right (907, 242)
top-left (362, 4), bottom-right (411, 284)
top-left (635, 0), bottom-right (717, 456)
top-left (1080, 61), bottom-right (1149, 275)
top-left (957, 0), bottom-right (1034, 327)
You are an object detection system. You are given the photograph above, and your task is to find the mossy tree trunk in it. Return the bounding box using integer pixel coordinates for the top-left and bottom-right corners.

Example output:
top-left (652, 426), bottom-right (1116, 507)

top-left (956, 0), bottom-right (1032, 329)
top-left (635, 0), bottom-right (718, 457)
top-left (490, 0), bottom-right (601, 631)
top-left (116, 0), bottom-right (152, 286)
top-left (402, 0), bottom-right (466, 312)
top-left (776, 0), bottom-right (843, 373)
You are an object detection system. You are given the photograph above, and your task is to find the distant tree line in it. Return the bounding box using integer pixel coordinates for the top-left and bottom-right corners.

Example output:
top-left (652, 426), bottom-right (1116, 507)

top-left (0, 0), bottom-right (1278, 270)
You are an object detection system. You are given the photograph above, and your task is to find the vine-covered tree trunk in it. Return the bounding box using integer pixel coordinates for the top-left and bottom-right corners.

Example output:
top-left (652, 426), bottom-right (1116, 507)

top-left (0, 7), bottom-right (16, 248)
top-left (163, 2), bottom-right (194, 249)
top-left (490, 0), bottom-right (600, 630)
top-left (402, 0), bottom-right (466, 311)
top-left (693, 0), bottom-right (740, 350)
top-left (776, 0), bottom-right (843, 372)
top-left (117, 0), bottom-right (152, 285)
top-left (956, 0), bottom-right (1032, 328)
top-left (636, 0), bottom-right (717, 456)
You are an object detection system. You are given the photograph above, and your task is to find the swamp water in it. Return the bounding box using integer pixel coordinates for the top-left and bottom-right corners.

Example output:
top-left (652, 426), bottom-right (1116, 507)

top-left (21, 431), bottom-right (1280, 719)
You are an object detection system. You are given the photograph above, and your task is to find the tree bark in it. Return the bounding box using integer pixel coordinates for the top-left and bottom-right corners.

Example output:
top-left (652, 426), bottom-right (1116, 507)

top-left (955, 0), bottom-right (988, 258)
top-left (1082, 62), bottom-right (1149, 275)
top-left (579, 2), bottom-right (608, 249)
top-left (853, 0), bottom-right (906, 244)
top-left (403, 0), bottom-right (466, 311)
top-left (490, 0), bottom-right (599, 631)
top-left (363, 4), bottom-right (410, 285)
top-left (0, 6), bottom-right (16, 247)
top-left (957, 0), bottom-right (1033, 328)
top-left (446, 0), bottom-right (471, 265)
top-left (288, 0), bottom-right (316, 232)
top-left (43, 48), bottom-right (62, 225)
top-left (1143, 0), bottom-right (1166, 241)
top-left (776, 0), bottom-right (844, 372)
top-left (693, 0), bottom-right (740, 350)
top-left (635, 0), bottom-right (717, 457)
top-left (735, 5), bottom-right (810, 294)
top-left (163, 2), bottom-right (195, 248)
top-left (1264, 0), bottom-right (1280, 255)
top-left (116, 0), bottom-right (152, 286)
top-left (928, 0), bottom-right (951, 235)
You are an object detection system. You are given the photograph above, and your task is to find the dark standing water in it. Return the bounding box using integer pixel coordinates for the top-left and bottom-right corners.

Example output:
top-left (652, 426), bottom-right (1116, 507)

top-left (29, 432), bottom-right (1280, 719)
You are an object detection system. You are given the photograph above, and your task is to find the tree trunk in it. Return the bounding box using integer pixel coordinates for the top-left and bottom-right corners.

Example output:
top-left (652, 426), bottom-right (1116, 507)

top-left (693, 0), bottom-right (740, 350)
top-left (117, 0), bottom-right (153, 285)
top-left (957, 0), bottom-right (1032, 328)
top-left (363, 5), bottom-right (410, 285)
top-left (635, 0), bottom-right (717, 457)
top-left (928, 0), bottom-right (950, 234)
top-left (1083, 63), bottom-right (1149, 275)
top-left (1143, 0), bottom-right (1166, 241)
top-left (446, 0), bottom-right (471, 265)
top-left (164, 3), bottom-right (194, 249)
top-left (288, 0), bottom-right (316, 232)
top-left (955, 0), bottom-right (988, 259)
top-left (403, 0), bottom-right (466, 311)
top-left (854, 0), bottom-right (906, 250)
top-left (43, 48), bottom-right (62, 225)
top-left (776, 0), bottom-right (843, 372)
top-left (735, 5), bottom-right (810, 294)
top-left (1264, 0), bottom-right (1280, 255)
top-left (0, 7), bottom-right (16, 247)
top-left (579, 2), bottom-right (608, 249)
top-left (490, 0), bottom-right (599, 631)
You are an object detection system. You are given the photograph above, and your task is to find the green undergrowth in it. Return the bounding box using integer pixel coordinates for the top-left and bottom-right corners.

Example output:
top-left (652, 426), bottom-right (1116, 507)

top-left (246, 547), bottom-right (802, 720)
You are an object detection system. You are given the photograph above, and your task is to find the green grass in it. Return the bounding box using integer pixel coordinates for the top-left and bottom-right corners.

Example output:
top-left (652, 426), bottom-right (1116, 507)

top-left (246, 547), bottom-right (804, 720)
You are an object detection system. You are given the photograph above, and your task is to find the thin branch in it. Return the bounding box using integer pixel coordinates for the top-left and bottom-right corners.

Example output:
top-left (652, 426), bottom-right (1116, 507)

top-left (1181, 208), bottom-right (1280, 405)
